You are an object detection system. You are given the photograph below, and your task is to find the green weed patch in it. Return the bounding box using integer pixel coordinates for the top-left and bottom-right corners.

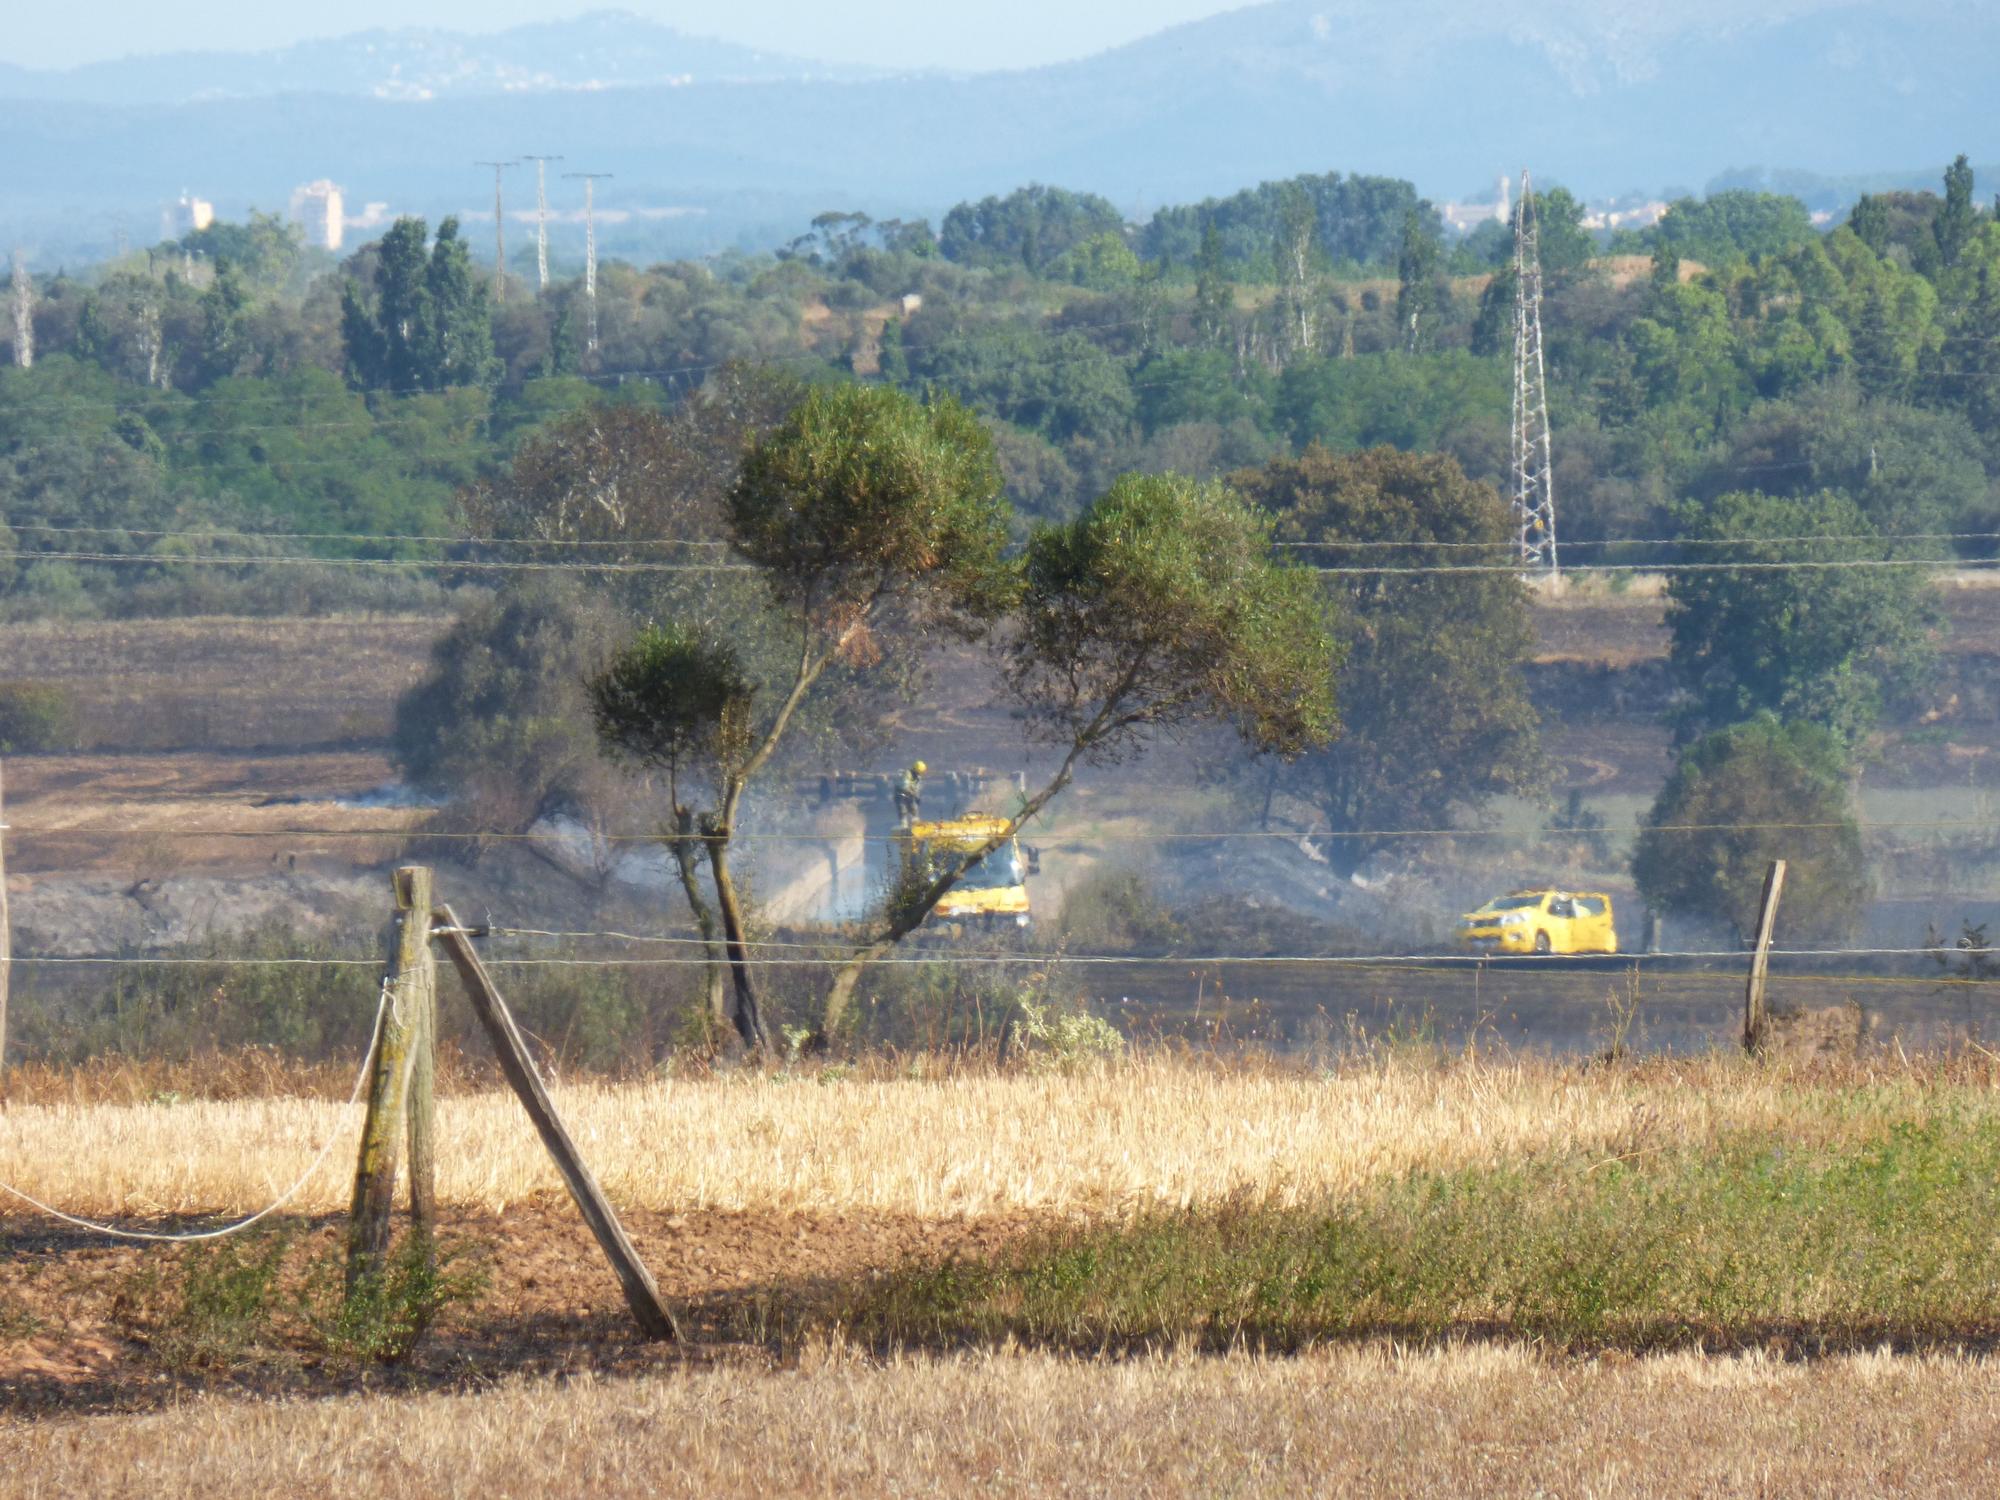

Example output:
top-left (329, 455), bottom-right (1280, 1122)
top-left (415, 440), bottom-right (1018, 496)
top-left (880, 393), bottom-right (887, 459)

top-left (838, 1114), bottom-right (2000, 1352)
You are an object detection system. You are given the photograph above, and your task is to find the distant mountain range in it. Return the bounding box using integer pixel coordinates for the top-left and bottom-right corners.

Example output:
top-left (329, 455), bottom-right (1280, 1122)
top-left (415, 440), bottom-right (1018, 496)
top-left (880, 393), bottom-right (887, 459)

top-left (0, 12), bottom-right (881, 103)
top-left (2, 1), bottom-right (1995, 264)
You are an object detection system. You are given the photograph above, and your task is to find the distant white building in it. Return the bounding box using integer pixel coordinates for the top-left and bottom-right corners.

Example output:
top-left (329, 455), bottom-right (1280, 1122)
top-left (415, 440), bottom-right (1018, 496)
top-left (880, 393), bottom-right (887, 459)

top-left (1579, 201), bottom-right (1669, 232)
top-left (1438, 176), bottom-right (1512, 235)
top-left (168, 191), bottom-right (216, 238)
top-left (289, 180), bottom-right (346, 252)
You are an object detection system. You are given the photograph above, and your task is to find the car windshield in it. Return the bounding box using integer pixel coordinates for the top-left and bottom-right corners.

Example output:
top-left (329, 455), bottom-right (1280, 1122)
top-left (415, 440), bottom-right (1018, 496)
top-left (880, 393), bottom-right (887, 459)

top-left (952, 845), bottom-right (1025, 891)
top-left (1485, 894), bottom-right (1545, 911)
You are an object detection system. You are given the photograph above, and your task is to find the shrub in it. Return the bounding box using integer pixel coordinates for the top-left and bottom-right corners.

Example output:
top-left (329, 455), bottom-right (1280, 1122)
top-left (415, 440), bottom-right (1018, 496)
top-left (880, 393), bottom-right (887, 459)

top-left (1632, 715), bottom-right (1868, 944)
top-left (1055, 868), bottom-right (1185, 953)
top-left (0, 681), bottom-right (78, 752)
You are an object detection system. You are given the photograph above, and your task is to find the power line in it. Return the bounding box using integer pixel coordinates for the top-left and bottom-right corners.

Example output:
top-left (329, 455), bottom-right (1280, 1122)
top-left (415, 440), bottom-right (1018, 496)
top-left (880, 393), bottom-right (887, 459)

top-left (13, 816), bottom-right (1999, 843)
top-left (2, 546), bottom-right (1990, 578)
top-left (2, 945), bottom-right (1985, 970)
top-left (7, 518), bottom-right (1992, 557)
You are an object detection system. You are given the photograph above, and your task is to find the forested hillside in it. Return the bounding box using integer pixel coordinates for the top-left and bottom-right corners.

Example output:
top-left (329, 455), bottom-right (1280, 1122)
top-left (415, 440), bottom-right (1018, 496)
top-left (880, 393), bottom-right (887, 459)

top-left (2, 158), bottom-right (1997, 624)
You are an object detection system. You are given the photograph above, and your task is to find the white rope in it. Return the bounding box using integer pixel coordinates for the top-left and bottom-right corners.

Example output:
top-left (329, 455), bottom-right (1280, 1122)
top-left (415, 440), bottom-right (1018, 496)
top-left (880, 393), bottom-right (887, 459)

top-left (0, 976), bottom-right (392, 1244)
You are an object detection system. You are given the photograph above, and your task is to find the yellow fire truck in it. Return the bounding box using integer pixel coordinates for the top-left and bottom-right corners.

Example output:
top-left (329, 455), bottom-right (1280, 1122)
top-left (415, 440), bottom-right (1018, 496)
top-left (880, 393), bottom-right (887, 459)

top-left (894, 813), bottom-right (1034, 929)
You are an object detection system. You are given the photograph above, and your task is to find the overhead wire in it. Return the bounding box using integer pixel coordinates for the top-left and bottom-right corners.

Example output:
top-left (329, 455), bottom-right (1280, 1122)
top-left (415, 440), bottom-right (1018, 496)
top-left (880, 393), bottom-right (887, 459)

top-left (11, 815), bottom-right (2000, 842)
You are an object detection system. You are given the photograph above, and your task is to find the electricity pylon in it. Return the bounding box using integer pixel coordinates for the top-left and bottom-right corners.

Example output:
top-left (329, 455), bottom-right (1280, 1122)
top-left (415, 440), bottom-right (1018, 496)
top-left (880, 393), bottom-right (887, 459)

top-left (522, 154), bottom-right (563, 293)
top-left (564, 171), bottom-right (612, 355)
top-left (9, 252), bottom-right (30, 370)
top-left (475, 160), bottom-right (517, 301)
top-left (1510, 170), bottom-right (1557, 573)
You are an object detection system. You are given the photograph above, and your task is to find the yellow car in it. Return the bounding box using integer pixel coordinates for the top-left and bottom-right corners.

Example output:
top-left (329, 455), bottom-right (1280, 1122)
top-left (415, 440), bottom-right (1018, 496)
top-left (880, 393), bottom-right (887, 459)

top-left (1459, 888), bottom-right (1617, 956)
top-left (895, 814), bottom-right (1033, 929)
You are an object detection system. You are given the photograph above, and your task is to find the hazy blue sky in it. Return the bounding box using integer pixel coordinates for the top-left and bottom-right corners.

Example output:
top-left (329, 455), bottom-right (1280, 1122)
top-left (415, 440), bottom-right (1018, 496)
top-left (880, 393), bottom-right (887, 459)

top-left (10, 1), bottom-right (1252, 71)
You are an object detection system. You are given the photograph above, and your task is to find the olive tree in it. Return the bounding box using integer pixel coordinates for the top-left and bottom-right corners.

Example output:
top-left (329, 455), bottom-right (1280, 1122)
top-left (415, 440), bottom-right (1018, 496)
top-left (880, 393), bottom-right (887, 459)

top-left (819, 472), bottom-right (1340, 1037)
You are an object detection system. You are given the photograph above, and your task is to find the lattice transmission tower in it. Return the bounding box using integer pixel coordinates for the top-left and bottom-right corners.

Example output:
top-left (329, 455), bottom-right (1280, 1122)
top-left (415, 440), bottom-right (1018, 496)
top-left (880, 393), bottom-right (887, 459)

top-left (564, 171), bottom-right (612, 356)
top-left (1510, 170), bottom-right (1557, 572)
top-left (522, 154), bottom-right (562, 293)
top-left (475, 160), bottom-right (517, 302)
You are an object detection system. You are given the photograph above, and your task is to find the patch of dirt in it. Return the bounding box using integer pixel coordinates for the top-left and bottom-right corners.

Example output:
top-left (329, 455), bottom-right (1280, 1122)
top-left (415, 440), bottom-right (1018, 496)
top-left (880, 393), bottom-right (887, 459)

top-left (0, 1200), bottom-right (1056, 1414)
top-left (4, 750), bottom-right (410, 877)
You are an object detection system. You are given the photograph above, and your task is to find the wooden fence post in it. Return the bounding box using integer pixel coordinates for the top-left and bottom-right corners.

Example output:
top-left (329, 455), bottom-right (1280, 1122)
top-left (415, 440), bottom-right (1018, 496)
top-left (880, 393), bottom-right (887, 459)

top-left (431, 902), bottom-right (680, 1341)
top-left (346, 865), bottom-right (433, 1289)
top-left (399, 868), bottom-right (438, 1242)
top-left (0, 761), bottom-right (10, 1088)
top-left (1743, 859), bottom-right (1787, 1055)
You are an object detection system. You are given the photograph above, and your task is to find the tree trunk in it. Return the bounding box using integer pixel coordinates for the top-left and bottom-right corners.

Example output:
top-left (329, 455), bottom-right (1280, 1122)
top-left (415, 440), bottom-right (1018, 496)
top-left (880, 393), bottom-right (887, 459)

top-left (666, 814), bottom-right (729, 1040)
top-left (706, 838), bottom-right (768, 1051)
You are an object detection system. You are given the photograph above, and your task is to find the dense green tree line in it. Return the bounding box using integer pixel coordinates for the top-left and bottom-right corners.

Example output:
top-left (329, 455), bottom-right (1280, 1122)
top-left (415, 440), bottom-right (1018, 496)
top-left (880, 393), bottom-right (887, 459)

top-left (0, 159), bottom-right (1996, 624)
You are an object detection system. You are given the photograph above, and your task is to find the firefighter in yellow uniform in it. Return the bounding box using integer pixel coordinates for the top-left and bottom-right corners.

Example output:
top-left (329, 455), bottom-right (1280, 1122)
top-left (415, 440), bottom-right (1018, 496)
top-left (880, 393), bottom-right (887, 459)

top-left (895, 760), bottom-right (926, 824)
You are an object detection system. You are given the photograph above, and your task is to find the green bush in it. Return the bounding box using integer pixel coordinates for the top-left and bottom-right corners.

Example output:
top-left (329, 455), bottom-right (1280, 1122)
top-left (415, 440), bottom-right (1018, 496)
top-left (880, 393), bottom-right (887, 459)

top-left (1632, 715), bottom-right (1869, 944)
top-left (0, 680), bottom-right (79, 752)
top-left (1056, 868), bottom-right (1185, 953)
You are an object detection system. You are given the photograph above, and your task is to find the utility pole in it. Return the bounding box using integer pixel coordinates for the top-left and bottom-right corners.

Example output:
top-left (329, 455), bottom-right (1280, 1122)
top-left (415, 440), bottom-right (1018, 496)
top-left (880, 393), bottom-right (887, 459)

top-left (563, 171), bottom-right (612, 355)
top-left (522, 154), bottom-right (563, 293)
top-left (8, 252), bottom-right (30, 369)
top-left (1510, 170), bottom-right (1557, 574)
top-left (475, 160), bottom-right (518, 302)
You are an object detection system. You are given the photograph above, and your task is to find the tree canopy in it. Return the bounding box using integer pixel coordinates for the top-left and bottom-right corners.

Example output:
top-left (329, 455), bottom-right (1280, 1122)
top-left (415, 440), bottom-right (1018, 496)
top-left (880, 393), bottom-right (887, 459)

top-left (1232, 445), bottom-right (1542, 877)
top-left (1664, 489), bottom-right (1941, 744)
top-left (1632, 715), bottom-right (1868, 945)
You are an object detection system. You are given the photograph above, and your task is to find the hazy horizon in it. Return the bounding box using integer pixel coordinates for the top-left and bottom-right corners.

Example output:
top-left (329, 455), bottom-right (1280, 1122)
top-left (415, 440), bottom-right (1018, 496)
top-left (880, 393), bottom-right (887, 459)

top-left (7, 1), bottom-right (1259, 74)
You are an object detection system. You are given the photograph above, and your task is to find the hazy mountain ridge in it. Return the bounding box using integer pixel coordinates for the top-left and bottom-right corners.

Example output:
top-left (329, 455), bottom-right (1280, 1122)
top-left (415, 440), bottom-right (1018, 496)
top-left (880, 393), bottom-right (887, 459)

top-left (0, 10), bottom-right (883, 105)
top-left (1, 0), bottom-right (1994, 262)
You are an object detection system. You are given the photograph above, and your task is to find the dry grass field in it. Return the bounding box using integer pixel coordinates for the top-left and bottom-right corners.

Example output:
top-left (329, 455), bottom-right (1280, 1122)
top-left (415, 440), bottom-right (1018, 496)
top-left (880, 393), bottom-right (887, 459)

top-left (0, 1051), bottom-right (1970, 1221)
top-left (8, 1343), bottom-right (2000, 1498)
top-left (10, 1048), bottom-right (2000, 1492)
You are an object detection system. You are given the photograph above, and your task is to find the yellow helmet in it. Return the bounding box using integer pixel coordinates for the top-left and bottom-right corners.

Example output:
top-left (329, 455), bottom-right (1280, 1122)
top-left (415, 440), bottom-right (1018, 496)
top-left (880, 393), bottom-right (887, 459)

top-left (911, 760), bottom-right (928, 775)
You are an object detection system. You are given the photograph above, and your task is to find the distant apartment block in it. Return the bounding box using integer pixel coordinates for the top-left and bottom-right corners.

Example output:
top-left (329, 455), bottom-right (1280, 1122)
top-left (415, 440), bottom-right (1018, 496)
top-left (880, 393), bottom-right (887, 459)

top-left (1438, 176), bottom-right (1511, 235)
top-left (169, 191), bottom-right (216, 237)
top-left (290, 180), bottom-right (346, 252)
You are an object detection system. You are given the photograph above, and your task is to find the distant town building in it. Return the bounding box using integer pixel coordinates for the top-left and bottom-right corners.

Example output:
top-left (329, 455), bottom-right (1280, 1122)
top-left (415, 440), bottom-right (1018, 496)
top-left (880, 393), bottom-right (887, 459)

top-left (168, 191), bottom-right (216, 238)
top-left (1438, 176), bottom-right (1511, 235)
top-left (1579, 201), bottom-right (1669, 232)
top-left (289, 180), bottom-right (346, 252)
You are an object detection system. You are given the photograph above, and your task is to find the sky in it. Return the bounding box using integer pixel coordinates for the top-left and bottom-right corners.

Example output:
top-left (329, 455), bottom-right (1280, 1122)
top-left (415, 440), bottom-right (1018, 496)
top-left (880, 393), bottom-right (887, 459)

top-left (7, 1), bottom-right (1254, 71)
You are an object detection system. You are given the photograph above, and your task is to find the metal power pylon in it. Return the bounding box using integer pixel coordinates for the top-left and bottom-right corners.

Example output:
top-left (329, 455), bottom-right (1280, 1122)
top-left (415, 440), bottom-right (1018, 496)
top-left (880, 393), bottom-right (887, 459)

top-left (475, 160), bottom-right (517, 301)
top-left (8, 252), bottom-right (30, 369)
top-left (563, 171), bottom-right (612, 354)
top-left (522, 154), bottom-right (563, 292)
top-left (1510, 170), bottom-right (1557, 572)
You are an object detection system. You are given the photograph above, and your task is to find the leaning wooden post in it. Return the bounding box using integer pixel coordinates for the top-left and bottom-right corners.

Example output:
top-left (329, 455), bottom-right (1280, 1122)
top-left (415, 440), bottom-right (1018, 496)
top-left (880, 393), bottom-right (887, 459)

top-left (1742, 859), bottom-right (1787, 1055)
top-left (346, 866), bottom-right (432, 1289)
top-left (432, 903), bottom-right (680, 1341)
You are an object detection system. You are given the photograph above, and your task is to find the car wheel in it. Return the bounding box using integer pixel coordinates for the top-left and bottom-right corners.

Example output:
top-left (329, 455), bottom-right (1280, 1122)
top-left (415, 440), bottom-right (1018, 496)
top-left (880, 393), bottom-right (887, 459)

top-left (1534, 932), bottom-right (1552, 955)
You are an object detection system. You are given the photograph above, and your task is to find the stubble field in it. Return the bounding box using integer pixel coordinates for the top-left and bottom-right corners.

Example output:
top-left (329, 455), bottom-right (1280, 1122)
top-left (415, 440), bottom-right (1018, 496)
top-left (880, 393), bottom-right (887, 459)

top-left (7, 1049), bottom-right (2000, 1494)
